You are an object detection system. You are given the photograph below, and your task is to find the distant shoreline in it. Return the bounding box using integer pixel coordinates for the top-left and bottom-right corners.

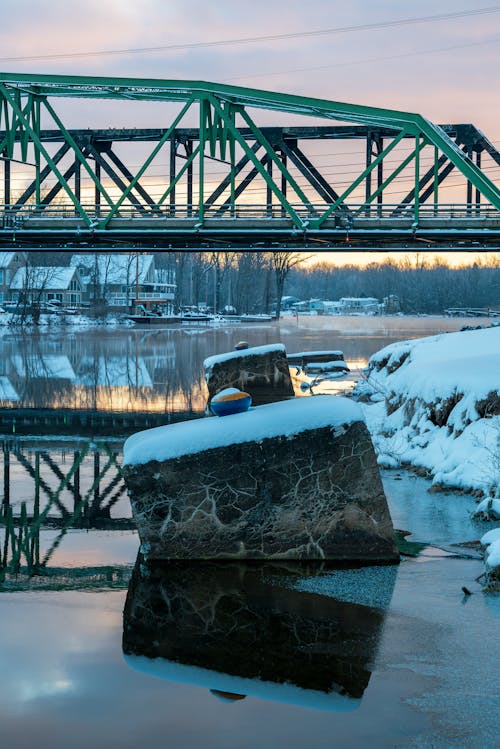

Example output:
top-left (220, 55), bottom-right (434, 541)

top-left (277, 313), bottom-right (496, 335)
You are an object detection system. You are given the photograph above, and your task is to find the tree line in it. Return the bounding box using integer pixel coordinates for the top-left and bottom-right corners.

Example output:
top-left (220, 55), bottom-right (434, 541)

top-left (24, 250), bottom-right (500, 316)
top-left (170, 252), bottom-right (500, 315)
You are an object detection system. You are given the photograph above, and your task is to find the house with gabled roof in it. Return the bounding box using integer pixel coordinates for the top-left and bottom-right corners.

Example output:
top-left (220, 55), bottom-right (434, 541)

top-left (9, 265), bottom-right (83, 307)
top-left (70, 253), bottom-right (175, 310)
top-left (0, 252), bottom-right (25, 308)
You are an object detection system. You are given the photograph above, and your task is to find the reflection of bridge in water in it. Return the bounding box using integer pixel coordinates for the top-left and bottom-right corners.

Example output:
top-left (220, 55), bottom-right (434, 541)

top-left (0, 436), bottom-right (135, 584)
top-left (0, 73), bottom-right (499, 252)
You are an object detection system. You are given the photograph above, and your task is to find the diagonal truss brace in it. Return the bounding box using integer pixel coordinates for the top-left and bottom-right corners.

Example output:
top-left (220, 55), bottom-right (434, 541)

top-left (207, 95), bottom-right (307, 228)
top-left (0, 84), bottom-right (94, 226)
top-left (310, 130), bottom-right (407, 228)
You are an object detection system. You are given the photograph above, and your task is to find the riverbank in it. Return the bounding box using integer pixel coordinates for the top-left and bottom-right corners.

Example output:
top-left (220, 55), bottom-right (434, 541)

top-left (351, 325), bottom-right (500, 587)
top-left (355, 325), bottom-right (500, 497)
top-left (1, 310), bottom-right (497, 336)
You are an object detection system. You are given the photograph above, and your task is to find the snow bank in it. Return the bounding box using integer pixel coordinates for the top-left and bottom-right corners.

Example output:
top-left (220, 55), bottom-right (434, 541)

top-left (358, 327), bottom-right (500, 496)
top-left (481, 528), bottom-right (500, 547)
top-left (123, 395), bottom-right (363, 466)
top-left (480, 527), bottom-right (500, 580)
top-left (472, 496), bottom-right (500, 520)
top-left (203, 343), bottom-right (286, 375)
top-left (486, 541), bottom-right (500, 571)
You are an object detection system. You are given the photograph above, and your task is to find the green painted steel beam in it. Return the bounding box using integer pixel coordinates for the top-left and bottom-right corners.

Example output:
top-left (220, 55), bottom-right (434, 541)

top-left (236, 105), bottom-right (314, 210)
top-left (156, 144), bottom-right (200, 207)
top-left (100, 98), bottom-right (195, 228)
top-left (43, 98), bottom-right (116, 209)
top-left (0, 72), bottom-right (498, 210)
top-left (0, 72), bottom-right (423, 130)
top-left (209, 96), bottom-right (304, 227)
top-left (311, 130), bottom-right (407, 227)
top-left (0, 83), bottom-right (92, 225)
top-left (355, 139), bottom-right (427, 215)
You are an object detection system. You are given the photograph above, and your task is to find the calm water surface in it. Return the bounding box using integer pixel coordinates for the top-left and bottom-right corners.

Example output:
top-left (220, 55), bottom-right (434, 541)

top-left (0, 314), bottom-right (481, 412)
top-left (1, 316), bottom-right (499, 748)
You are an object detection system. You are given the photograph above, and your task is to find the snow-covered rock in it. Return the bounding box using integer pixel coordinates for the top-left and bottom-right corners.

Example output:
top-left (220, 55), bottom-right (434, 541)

top-left (480, 527), bottom-right (500, 585)
top-left (472, 497), bottom-right (500, 520)
top-left (122, 396), bottom-right (399, 562)
top-left (204, 343), bottom-right (294, 405)
top-left (480, 527), bottom-right (500, 547)
top-left (358, 327), bottom-right (500, 496)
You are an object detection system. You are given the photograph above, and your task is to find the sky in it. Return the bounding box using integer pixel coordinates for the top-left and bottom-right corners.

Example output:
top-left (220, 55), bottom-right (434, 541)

top-left (0, 0), bottom-right (499, 266)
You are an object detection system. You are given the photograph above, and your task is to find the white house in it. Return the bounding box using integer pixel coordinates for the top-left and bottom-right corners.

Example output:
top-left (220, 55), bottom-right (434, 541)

top-left (9, 266), bottom-right (83, 307)
top-left (70, 253), bottom-right (176, 310)
top-left (338, 297), bottom-right (380, 313)
top-left (0, 252), bottom-right (25, 307)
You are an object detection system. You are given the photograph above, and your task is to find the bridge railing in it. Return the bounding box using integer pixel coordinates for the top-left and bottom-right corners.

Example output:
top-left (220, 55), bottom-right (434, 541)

top-left (1, 203), bottom-right (500, 224)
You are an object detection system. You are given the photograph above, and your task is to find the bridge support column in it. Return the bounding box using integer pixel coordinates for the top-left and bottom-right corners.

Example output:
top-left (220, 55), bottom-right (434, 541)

top-left (95, 161), bottom-right (101, 217)
top-left (3, 158), bottom-right (10, 207)
top-left (169, 138), bottom-right (176, 214)
top-left (475, 151), bottom-right (482, 214)
top-left (186, 141), bottom-right (193, 217)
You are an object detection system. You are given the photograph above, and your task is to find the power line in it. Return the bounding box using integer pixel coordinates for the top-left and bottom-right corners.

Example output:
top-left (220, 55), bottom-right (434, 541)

top-left (225, 35), bottom-right (500, 84)
top-left (0, 6), bottom-right (498, 63)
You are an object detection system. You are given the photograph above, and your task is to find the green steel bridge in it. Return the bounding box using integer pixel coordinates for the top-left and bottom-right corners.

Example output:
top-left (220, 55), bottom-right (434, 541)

top-left (1, 72), bottom-right (500, 252)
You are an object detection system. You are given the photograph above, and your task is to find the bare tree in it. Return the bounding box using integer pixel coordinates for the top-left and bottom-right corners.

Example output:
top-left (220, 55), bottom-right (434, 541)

top-left (268, 251), bottom-right (311, 319)
top-left (11, 262), bottom-right (59, 325)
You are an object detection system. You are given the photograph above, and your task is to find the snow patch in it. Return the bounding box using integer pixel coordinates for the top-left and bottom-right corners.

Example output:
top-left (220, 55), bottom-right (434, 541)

top-left (472, 497), bottom-right (500, 520)
top-left (485, 539), bottom-right (500, 570)
top-left (359, 327), bottom-right (500, 497)
top-left (123, 395), bottom-right (363, 466)
top-left (480, 527), bottom-right (500, 547)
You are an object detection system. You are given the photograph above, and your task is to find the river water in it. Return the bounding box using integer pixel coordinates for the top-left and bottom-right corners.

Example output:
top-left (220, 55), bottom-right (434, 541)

top-left (0, 315), bottom-right (499, 749)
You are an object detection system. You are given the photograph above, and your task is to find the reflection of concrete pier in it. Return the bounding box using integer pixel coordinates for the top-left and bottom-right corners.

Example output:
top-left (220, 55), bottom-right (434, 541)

top-left (123, 560), bottom-right (395, 709)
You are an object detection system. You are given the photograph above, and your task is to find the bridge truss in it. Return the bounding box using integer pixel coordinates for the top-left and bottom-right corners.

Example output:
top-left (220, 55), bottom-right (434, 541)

top-left (0, 72), bottom-right (499, 251)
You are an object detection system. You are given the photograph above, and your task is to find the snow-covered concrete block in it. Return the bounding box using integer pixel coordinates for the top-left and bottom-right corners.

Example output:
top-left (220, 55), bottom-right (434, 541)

top-left (288, 350), bottom-right (346, 367)
top-left (122, 397), bottom-right (399, 562)
top-left (204, 343), bottom-right (294, 405)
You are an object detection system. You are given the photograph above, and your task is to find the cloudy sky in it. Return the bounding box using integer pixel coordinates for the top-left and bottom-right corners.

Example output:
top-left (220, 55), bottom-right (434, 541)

top-left (1, 0), bottom-right (499, 264)
top-left (1, 0), bottom-right (498, 129)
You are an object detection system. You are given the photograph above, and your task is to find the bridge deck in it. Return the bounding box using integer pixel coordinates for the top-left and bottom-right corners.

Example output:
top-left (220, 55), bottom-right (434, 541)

top-left (3, 204), bottom-right (500, 249)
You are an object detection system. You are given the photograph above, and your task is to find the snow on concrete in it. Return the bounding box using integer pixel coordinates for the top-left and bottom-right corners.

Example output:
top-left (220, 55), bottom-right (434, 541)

top-left (123, 395), bottom-right (363, 466)
top-left (203, 343), bottom-right (286, 375)
top-left (289, 350), bottom-right (344, 358)
top-left (357, 326), bottom-right (500, 497)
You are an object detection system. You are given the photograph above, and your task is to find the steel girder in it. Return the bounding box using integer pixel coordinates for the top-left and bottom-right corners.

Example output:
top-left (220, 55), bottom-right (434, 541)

top-left (0, 72), bottom-right (499, 241)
